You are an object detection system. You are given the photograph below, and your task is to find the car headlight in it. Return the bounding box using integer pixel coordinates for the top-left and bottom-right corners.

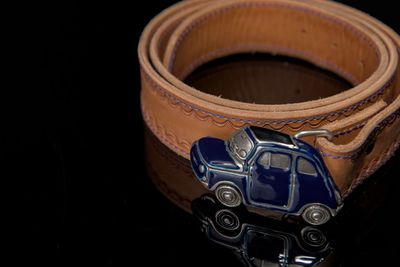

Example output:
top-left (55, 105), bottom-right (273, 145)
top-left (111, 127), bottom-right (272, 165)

top-left (199, 164), bottom-right (205, 174)
top-left (198, 164), bottom-right (208, 182)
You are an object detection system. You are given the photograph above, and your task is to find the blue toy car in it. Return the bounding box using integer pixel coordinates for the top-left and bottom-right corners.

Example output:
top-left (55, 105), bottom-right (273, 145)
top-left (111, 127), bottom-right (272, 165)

top-left (190, 126), bottom-right (343, 225)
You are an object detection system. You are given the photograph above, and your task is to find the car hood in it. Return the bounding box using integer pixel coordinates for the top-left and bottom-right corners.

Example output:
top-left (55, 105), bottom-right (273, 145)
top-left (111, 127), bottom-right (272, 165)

top-left (197, 137), bottom-right (241, 170)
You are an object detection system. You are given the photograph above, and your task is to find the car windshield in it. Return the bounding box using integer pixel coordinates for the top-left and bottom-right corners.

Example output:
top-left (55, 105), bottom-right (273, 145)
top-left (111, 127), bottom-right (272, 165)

top-left (228, 130), bottom-right (254, 160)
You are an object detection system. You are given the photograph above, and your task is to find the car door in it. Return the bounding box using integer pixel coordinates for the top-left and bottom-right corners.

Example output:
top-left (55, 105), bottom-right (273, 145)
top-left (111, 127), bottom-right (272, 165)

top-left (249, 150), bottom-right (292, 207)
top-left (295, 156), bottom-right (335, 208)
top-left (245, 229), bottom-right (289, 266)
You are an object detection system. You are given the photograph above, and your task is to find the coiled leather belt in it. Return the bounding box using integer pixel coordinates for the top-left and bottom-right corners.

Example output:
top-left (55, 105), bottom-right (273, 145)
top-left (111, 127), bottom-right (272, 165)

top-left (138, 0), bottom-right (400, 196)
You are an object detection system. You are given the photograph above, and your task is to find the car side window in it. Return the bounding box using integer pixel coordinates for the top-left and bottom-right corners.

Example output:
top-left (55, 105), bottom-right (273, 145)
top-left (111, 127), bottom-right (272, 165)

top-left (297, 157), bottom-right (317, 176)
top-left (257, 152), bottom-right (270, 168)
top-left (270, 153), bottom-right (291, 171)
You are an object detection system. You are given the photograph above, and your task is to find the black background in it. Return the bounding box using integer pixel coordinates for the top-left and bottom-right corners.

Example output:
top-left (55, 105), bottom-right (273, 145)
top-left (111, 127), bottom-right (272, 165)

top-left (12, 1), bottom-right (399, 266)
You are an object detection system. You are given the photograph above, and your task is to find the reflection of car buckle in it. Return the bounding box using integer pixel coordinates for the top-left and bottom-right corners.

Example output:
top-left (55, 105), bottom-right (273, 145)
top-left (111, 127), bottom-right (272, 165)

top-left (191, 194), bottom-right (334, 267)
top-left (294, 129), bottom-right (333, 141)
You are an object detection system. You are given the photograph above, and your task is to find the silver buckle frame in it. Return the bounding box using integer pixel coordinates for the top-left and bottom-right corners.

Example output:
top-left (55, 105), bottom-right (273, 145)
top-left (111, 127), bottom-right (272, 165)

top-left (294, 129), bottom-right (333, 141)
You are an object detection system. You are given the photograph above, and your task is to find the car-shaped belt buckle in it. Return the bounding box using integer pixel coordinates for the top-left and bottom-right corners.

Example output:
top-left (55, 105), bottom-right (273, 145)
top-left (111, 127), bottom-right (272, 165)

top-left (190, 126), bottom-right (343, 225)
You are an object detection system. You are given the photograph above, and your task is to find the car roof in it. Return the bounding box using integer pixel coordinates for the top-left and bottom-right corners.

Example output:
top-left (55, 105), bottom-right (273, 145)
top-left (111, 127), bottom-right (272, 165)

top-left (249, 126), bottom-right (294, 146)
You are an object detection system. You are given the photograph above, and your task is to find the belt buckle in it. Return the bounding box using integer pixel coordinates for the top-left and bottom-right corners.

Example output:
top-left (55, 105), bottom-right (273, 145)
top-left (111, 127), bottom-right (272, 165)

top-left (190, 126), bottom-right (342, 225)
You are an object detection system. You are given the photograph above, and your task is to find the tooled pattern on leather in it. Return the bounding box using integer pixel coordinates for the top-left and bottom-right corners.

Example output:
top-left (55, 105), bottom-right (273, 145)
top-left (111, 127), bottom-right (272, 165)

top-left (146, 127), bottom-right (193, 176)
top-left (154, 1), bottom-right (395, 131)
top-left (312, 121), bottom-right (367, 146)
top-left (143, 69), bottom-right (392, 131)
top-left (143, 85), bottom-right (399, 162)
top-left (143, 99), bottom-right (399, 198)
top-left (141, 101), bottom-right (191, 156)
top-left (320, 108), bottom-right (400, 159)
top-left (168, 1), bottom-right (379, 72)
top-left (343, 138), bottom-right (400, 198)
top-left (143, 114), bottom-right (190, 158)
top-left (333, 122), bottom-right (367, 138)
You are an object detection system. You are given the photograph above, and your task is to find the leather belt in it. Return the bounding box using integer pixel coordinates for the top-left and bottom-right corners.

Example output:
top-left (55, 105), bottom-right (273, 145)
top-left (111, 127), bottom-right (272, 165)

top-left (138, 0), bottom-right (400, 197)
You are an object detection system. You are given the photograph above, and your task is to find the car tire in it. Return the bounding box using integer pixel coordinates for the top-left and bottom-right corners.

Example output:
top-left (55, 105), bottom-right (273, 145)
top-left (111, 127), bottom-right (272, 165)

top-left (301, 204), bottom-right (331, 225)
top-left (215, 184), bottom-right (242, 207)
top-left (215, 209), bottom-right (240, 231)
top-left (301, 226), bottom-right (327, 248)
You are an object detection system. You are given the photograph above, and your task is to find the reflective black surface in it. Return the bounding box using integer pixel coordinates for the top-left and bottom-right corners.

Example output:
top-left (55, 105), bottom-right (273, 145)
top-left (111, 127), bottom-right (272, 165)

top-left (145, 124), bottom-right (400, 266)
top-left (15, 1), bottom-right (399, 266)
top-left (192, 194), bottom-right (336, 267)
top-left (145, 126), bottom-right (399, 266)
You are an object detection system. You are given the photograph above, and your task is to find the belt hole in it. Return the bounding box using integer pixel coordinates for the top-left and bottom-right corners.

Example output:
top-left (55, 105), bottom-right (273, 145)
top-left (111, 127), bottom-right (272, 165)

top-left (331, 42), bottom-right (338, 48)
top-left (301, 29), bottom-right (307, 34)
top-left (365, 139), bottom-right (375, 155)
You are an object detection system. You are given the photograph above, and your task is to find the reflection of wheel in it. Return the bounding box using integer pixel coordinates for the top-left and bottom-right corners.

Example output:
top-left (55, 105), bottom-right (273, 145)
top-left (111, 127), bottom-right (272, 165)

top-left (301, 227), bottom-right (327, 247)
top-left (215, 184), bottom-right (242, 207)
top-left (215, 209), bottom-right (240, 231)
top-left (301, 205), bottom-right (331, 225)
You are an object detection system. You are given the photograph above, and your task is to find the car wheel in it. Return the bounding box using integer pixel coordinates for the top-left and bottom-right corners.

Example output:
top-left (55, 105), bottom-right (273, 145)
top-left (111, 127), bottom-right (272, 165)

top-left (301, 226), bottom-right (327, 248)
top-left (301, 205), bottom-right (331, 225)
top-left (215, 209), bottom-right (240, 231)
top-left (215, 184), bottom-right (242, 207)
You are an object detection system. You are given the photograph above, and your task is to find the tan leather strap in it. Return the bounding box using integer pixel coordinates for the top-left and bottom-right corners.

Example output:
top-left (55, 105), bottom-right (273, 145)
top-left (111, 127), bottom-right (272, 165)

top-left (138, 0), bottom-right (400, 196)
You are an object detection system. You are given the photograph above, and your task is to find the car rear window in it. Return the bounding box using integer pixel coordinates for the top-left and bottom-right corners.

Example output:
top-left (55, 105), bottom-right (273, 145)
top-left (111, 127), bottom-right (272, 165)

top-left (297, 157), bottom-right (317, 176)
top-left (250, 126), bottom-right (294, 145)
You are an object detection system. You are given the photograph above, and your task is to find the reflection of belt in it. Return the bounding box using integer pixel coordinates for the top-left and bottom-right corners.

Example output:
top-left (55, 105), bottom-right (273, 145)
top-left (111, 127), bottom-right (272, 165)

top-left (145, 123), bottom-right (398, 265)
top-left (138, 0), bottom-right (400, 196)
